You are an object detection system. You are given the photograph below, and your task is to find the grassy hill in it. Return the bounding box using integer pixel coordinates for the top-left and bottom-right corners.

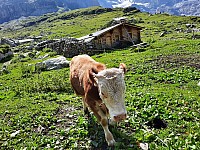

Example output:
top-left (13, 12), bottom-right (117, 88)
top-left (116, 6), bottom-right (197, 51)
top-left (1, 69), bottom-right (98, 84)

top-left (0, 7), bottom-right (200, 149)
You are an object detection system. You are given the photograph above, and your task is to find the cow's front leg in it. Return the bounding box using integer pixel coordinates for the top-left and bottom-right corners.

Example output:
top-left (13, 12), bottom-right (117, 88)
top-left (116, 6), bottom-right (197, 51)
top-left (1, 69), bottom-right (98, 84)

top-left (86, 99), bottom-right (116, 146)
top-left (101, 117), bottom-right (116, 146)
top-left (98, 103), bottom-right (115, 146)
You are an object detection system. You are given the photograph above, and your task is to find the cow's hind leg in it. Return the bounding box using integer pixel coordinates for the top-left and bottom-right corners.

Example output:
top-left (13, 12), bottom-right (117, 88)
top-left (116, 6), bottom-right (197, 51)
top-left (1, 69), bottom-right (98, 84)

top-left (82, 97), bottom-right (90, 116)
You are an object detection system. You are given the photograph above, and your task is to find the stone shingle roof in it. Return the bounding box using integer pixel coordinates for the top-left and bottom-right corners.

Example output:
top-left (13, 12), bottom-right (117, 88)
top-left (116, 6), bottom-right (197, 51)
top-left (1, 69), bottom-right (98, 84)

top-left (77, 23), bottom-right (142, 42)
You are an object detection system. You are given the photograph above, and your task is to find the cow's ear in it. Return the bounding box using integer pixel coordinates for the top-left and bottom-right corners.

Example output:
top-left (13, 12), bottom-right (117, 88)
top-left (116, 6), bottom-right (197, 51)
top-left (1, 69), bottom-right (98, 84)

top-left (119, 63), bottom-right (127, 74)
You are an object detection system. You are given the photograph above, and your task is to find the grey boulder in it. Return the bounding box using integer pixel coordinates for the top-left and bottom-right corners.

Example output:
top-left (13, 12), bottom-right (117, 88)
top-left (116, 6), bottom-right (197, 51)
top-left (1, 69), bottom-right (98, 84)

top-left (35, 56), bottom-right (70, 71)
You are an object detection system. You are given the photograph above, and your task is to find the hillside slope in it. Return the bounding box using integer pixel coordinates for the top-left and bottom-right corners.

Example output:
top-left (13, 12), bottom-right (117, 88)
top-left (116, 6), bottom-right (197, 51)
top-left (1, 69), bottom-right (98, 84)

top-left (0, 7), bottom-right (200, 149)
top-left (0, 6), bottom-right (199, 40)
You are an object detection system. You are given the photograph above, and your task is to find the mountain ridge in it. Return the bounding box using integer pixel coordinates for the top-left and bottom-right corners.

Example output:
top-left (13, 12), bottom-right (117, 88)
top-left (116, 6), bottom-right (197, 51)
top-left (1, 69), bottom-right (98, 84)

top-left (102, 0), bottom-right (200, 16)
top-left (0, 0), bottom-right (100, 24)
top-left (0, 0), bottom-right (199, 24)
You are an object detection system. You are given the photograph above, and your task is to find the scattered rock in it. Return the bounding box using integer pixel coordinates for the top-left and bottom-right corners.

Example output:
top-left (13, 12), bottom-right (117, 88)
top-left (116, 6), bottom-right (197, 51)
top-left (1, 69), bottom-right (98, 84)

top-left (35, 56), bottom-right (70, 71)
top-left (132, 42), bottom-right (149, 48)
top-left (23, 52), bottom-right (35, 58)
top-left (160, 31), bottom-right (167, 37)
top-left (186, 24), bottom-right (196, 28)
top-left (0, 51), bottom-right (13, 62)
top-left (193, 34), bottom-right (200, 39)
top-left (3, 60), bottom-right (11, 66)
top-left (185, 29), bottom-right (192, 33)
top-left (26, 45), bottom-right (34, 50)
top-left (174, 28), bottom-right (183, 32)
top-left (0, 65), bottom-right (10, 75)
top-left (10, 130), bottom-right (20, 138)
top-left (18, 54), bottom-right (26, 59)
top-left (138, 142), bottom-right (149, 150)
top-left (38, 54), bottom-right (49, 59)
top-left (0, 38), bottom-right (17, 47)
top-left (37, 125), bottom-right (45, 133)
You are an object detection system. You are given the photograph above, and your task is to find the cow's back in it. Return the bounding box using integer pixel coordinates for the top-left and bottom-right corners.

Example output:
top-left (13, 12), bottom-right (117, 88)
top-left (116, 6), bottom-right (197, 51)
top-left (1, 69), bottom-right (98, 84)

top-left (70, 55), bottom-right (106, 96)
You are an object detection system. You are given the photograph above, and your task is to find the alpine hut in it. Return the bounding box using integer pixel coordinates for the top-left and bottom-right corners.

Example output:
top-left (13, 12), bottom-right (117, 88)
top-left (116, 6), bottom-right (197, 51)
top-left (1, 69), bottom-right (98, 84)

top-left (78, 18), bottom-right (143, 49)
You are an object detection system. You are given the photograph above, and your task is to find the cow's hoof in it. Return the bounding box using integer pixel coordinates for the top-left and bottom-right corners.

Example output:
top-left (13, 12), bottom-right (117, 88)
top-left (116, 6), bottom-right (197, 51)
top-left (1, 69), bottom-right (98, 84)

top-left (84, 108), bottom-right (90, 116)
top-left (107, 139), bottom-right (116, 146)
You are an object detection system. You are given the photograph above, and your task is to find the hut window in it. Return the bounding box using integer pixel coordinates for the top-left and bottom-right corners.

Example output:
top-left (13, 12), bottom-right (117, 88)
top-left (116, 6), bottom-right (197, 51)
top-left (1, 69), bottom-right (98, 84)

top-left (102, 38), bottom-right (106, 44)
top-left (115, 35), bottom-right (120, 41)
top-left (128, 32), bottom-right (132, 38)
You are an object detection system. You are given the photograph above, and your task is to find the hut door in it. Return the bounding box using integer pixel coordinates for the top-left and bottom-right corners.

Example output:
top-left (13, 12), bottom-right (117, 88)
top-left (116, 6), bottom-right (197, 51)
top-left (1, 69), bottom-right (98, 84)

top-left (106, 36), bottom-right (112, 47)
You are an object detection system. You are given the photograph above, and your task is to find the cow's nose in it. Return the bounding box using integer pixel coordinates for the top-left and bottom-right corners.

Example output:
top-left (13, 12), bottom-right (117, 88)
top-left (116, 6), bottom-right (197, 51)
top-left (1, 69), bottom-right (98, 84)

top-left (114, 114), bottom-right (126, 122)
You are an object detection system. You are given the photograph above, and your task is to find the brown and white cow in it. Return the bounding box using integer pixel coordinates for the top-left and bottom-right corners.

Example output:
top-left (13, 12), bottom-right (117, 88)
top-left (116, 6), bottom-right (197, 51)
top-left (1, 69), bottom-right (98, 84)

top-left (70, 54), bottom-right (127, 146)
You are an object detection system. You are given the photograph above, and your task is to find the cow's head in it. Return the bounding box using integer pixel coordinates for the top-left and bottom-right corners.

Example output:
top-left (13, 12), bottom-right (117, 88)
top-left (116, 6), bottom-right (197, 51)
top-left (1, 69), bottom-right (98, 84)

top-left (93, 63), bottom-right (127, 122)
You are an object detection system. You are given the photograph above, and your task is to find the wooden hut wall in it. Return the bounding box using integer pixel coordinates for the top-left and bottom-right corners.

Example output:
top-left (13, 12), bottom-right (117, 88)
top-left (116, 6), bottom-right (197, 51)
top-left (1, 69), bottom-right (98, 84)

top-left (121, 26), bottom-right (130, 41)
top-left (131, 28), bottom-right (141, 43)
top-left (105, 32), bottom-right (112, 48)
top-left (95, 32), bottom-right (114, 49)
top-left (94, 37), bottom-right (102, 49)
top-left (93, 24), bottom-right (141, 49)
top-left (112, 27), bottom-right (121, 43)
top-left (121, 25), bottom-right (141, 44)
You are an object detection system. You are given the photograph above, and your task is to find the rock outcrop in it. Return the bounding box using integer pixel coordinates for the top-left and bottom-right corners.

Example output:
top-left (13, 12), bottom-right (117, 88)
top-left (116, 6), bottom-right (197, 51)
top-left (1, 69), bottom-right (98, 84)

top-left (0, 51), bottom-right (13, 62)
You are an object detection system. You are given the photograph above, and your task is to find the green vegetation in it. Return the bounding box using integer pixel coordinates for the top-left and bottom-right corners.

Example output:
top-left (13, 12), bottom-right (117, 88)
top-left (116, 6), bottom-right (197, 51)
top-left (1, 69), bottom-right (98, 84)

top-left (0, 7), bottom-right (200, 149)
top-left (0, 45), bottom-right (11, 54)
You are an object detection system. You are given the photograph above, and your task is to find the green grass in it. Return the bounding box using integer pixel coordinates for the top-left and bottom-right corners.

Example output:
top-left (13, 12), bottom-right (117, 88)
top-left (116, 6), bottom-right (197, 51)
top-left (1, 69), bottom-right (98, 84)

top-left (0, 6), bottom-right (200, 149)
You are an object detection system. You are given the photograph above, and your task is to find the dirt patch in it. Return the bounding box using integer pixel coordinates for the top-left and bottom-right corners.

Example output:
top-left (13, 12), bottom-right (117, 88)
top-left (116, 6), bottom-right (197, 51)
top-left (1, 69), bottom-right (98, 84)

top-left (151, 53), bottom-right (200, 70)
top-left (54, 105), bottom-right (82, 129)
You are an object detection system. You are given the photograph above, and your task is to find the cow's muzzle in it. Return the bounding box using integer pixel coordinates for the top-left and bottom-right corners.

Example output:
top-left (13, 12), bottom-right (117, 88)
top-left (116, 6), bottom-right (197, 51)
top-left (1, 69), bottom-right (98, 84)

top-left (113, 113), bottom-right (126, 122)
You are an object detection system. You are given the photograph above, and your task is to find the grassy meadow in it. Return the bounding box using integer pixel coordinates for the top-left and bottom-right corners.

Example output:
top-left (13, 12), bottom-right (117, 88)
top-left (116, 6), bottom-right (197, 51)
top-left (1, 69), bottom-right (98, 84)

top-left (0, 7), bottom-right (200, 149)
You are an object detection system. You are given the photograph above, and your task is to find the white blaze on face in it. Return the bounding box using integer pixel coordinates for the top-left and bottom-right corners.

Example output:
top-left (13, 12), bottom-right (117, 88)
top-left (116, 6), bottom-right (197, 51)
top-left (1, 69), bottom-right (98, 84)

top-left (94, 68), bottom-right (127, 122)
